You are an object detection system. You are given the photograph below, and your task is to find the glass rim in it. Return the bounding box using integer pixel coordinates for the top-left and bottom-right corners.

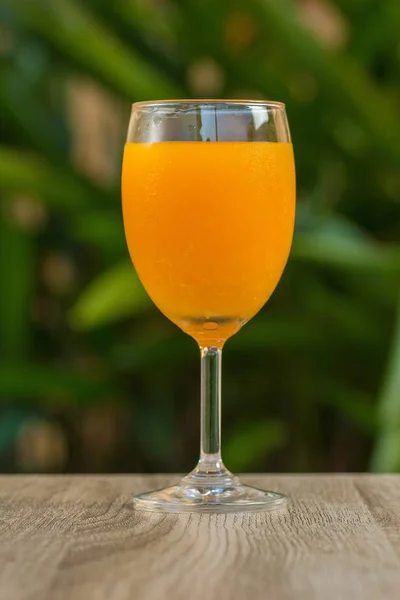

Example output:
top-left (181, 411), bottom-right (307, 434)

top-left (132, 99), bottom-right (286, 111)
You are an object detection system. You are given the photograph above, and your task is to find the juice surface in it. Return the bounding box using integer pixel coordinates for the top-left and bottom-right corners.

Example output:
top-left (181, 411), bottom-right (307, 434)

top-left (122, 141), bottom-right (295, 345)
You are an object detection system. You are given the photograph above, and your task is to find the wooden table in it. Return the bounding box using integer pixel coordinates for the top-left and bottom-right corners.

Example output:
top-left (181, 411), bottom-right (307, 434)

top-left (1, 475), bottom-right (400, 600)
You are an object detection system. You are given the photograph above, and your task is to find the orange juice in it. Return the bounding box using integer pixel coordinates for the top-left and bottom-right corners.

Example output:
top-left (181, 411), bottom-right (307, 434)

top-left (122, 142), bottom-right (295, 345)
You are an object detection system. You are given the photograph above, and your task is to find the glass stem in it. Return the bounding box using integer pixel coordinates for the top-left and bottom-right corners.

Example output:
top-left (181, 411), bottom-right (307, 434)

top-left (197, 345), bottom-right (226, 476)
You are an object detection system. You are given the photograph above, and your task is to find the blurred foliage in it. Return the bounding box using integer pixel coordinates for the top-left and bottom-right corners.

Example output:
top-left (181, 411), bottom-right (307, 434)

top-left (0, 0), bottom-right (399, 474)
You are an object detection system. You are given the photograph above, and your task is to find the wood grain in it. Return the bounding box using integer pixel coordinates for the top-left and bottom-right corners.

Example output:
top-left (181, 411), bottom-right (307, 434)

top-left (0, 475), bottom-right (399, 600)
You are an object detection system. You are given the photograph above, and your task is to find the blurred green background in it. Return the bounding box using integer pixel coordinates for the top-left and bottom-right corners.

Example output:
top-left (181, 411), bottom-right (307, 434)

top-left (0, 0), bottom-right (399, 475)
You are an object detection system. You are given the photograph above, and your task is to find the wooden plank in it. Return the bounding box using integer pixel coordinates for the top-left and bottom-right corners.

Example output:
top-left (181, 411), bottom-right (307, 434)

top-left (0, 475), bottom-right (399, 600)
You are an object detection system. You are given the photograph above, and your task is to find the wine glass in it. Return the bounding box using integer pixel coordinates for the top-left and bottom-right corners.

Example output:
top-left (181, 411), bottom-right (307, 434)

top-left (122, 100), bottom-right (295, 512)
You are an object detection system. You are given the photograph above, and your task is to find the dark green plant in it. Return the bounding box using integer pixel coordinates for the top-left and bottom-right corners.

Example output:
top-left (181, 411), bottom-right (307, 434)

top-left (0, 0), bottom-right (399, 473)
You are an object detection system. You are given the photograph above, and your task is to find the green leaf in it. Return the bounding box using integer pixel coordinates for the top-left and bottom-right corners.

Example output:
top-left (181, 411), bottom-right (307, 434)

top-left (0, 363), bottom-right (116, 406)
top-left (92, 0), bottom-right (189, 92)
top-left (292, 232), bottom-right (400, 275)
top-left (70, 261), bottom-right (151, 330)
top-left (0, 216), bottom-right (34, 361)
top-left (224, 420), bottom-right (287, 472)
top-left (317, 384), bottom-right (376, 434)
top-left (112, 0), bottom-right (179, 45)
top-left (370, 430), bottom-right (400, 474)
top-left (0, 147), bottom-right (95, 210)
top-left (297, 271), bottom-right (382, 343)
top-left (0, 72), bottom-right (66, 161)
top-left (249, 0), bottom-right (400, 164)
top-left (370, 295), bottom-right (400, 471)
top-left (229, 316), bottom-right (323, 350)
top-left (112, 330), bottom-right (195, 372)
top-left (133, 401), bottom-right (178, 469)
top-left (6, 0), bottom-right (182, 101)
top-left (71, 210), bottom-right (125, 256)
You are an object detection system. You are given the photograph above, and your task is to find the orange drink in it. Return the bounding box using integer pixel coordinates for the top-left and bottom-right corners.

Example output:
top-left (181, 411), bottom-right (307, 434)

top-left (122, 141), bottom-right (295, 345)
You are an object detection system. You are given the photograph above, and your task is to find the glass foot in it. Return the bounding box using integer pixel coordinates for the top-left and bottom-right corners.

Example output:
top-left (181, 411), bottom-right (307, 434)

top-left (133, 474), bottom-right (288, 513)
